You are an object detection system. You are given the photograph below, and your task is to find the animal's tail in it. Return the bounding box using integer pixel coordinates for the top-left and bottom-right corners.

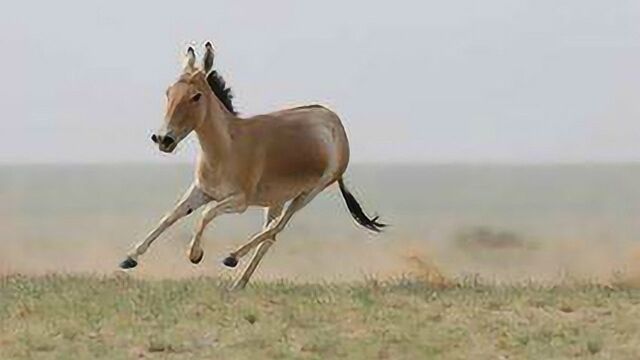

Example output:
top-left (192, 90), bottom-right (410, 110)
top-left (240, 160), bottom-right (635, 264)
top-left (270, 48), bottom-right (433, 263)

top-left (338, 178), bottom-right (387, 233)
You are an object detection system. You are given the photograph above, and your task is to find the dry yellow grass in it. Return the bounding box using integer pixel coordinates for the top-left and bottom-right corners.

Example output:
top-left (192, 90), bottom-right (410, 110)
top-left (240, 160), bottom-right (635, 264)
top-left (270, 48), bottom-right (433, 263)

top-left (404, 249), bottom-right (453, 289)
top-left (2, 274), bottom-right (640, 360)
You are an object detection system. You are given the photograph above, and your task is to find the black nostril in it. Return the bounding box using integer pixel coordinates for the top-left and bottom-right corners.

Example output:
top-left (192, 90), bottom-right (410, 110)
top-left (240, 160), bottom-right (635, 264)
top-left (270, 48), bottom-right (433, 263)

top-left (161, 136), bottom-right (175, 147)
top-left (151, 134), bottom-right (158, 143)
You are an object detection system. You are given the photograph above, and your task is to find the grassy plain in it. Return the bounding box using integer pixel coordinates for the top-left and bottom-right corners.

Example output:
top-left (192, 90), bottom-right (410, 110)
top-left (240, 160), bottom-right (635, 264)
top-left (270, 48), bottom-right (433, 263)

top-left (2, 275), bottom-right (640, 359)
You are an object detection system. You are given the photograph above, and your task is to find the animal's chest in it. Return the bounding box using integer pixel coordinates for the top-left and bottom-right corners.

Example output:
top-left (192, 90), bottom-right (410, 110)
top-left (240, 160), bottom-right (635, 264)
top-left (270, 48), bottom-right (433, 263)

top-left (195, 167), bottom-right (237, 201)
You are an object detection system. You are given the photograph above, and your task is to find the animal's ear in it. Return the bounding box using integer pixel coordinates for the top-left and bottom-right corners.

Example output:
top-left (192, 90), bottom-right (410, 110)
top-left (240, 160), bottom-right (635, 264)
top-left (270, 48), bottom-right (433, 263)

top-left (203, 41), bottom-right (215, 74)
top-left (183, 46), bottom-right (196, 73)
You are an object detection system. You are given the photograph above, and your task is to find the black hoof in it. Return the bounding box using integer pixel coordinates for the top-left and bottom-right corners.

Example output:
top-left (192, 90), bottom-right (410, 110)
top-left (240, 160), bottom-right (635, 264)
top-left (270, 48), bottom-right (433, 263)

top-left (119, 257), bottom-right (138, 269)
top-left (223, 256), bottom-right (238, 268)
top-left (190, 251), bottom-right (204, 265)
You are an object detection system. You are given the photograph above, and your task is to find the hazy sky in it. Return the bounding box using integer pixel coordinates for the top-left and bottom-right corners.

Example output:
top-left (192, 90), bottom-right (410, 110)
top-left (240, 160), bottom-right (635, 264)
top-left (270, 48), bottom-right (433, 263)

top-left (1, 0), bottom-right (639, 163)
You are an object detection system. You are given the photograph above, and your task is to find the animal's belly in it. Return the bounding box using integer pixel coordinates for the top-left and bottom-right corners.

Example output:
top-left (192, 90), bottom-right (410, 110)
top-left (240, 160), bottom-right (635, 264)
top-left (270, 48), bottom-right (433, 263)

top-left (250, 174), bottom-right (325, 206)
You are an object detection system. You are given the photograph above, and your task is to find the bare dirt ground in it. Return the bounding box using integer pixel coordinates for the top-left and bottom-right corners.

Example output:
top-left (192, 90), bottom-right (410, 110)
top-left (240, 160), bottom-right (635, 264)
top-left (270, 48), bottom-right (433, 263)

top-left (3, 228), bottom-right (640, 287)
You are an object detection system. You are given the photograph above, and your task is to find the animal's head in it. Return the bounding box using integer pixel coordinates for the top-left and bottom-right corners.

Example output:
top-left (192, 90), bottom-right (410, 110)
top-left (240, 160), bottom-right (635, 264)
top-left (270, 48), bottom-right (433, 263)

top-left (152, 43), bottom-right (216, 153)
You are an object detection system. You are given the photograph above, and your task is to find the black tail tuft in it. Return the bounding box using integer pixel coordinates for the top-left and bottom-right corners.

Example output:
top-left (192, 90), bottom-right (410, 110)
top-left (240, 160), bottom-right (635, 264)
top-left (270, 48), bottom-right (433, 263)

top-left (338, 179), bottom-right (387, 233)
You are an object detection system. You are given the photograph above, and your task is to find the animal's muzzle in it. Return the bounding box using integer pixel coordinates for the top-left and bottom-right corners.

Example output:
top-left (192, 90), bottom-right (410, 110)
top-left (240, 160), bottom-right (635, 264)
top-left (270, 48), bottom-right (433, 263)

top-left (151, 133), bottom-right (175, 147)
top-left (151, 133), bottom-right (176, 152)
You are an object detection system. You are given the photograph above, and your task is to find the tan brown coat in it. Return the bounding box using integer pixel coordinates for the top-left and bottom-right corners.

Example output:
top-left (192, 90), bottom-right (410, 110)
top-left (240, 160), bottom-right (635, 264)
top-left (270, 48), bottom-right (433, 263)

top-left (120, 43), bottom-right (384, 289)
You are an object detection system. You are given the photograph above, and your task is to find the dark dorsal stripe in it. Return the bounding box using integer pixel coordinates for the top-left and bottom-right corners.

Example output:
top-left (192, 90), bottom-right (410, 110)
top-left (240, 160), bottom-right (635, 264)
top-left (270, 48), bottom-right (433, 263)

top-left (206, 70), bottom-right (237, 115)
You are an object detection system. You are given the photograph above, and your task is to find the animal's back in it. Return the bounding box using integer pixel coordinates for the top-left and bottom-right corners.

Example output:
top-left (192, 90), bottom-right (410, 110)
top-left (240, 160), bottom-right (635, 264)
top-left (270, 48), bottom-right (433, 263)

top-left (236, 105), bottom-right (350, 205)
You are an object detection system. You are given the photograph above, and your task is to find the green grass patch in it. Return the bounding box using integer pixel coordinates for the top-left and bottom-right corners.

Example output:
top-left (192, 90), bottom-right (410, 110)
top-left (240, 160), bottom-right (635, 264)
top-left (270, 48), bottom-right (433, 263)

top-left (1, 274), bottom-right (640, 359)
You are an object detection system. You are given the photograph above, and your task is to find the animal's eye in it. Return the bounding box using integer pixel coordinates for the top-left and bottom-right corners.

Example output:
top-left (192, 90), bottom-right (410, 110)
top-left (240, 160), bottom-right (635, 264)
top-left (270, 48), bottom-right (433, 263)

top-left (191, 93), bottom-right (202, 102)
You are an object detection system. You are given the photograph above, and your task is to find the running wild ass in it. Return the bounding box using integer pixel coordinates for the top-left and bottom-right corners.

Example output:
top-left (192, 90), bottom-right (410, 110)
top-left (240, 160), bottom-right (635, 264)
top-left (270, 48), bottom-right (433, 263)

top-left (120, 43), bottom-right (385, 289)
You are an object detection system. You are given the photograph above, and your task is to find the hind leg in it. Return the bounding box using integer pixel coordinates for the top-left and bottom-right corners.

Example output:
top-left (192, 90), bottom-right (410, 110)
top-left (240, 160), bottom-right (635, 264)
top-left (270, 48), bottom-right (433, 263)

top-left (231, 204), bottom-right (284, 290)
top-left (224, 182), bottom-right (328, 267)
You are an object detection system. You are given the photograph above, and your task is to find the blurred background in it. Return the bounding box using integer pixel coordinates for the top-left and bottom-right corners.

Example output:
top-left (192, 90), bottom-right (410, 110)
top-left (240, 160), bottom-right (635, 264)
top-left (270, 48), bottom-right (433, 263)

top-left (1, 0), bottom-right (640, 282)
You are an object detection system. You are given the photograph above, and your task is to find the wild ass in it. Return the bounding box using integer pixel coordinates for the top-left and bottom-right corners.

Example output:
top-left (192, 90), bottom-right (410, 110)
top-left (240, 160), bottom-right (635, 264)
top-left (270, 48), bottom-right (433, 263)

top-left (120, 43), bottom-right (385, 289)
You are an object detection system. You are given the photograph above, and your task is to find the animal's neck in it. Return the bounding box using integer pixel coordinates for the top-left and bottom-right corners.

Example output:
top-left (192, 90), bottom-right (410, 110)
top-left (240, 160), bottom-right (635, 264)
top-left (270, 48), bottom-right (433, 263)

top-left (194, 97), bottom-right (234, 165)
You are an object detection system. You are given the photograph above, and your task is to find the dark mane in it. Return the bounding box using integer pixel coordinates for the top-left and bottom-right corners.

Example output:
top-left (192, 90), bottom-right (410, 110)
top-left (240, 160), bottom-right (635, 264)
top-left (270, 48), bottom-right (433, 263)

top-left (206, 70), bottom-right (237, 115)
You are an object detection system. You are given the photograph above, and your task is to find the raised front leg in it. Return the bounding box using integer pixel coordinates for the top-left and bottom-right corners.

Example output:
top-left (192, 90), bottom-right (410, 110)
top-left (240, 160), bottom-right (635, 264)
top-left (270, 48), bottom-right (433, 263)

top-left (187, 194), bottom-right (248, 264)
top-left (119, 183), bottom-right (211, 269)
top-left (232, 204), bottom-right (284, 290)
